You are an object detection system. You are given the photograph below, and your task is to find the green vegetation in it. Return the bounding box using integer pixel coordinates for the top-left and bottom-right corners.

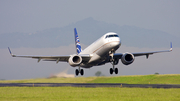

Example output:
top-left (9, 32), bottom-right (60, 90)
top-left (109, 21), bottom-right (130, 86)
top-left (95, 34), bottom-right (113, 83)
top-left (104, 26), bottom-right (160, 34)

top-left (95, 71), bottom-right (102, 76)
top-left (0, 74), bottom-right (180, 84)
top-left (0, 74), bottom-right (180, 101)
top-left (88, 74), bottom-right (180, 84)
top-left (0, 87), bottom-right (180, 101)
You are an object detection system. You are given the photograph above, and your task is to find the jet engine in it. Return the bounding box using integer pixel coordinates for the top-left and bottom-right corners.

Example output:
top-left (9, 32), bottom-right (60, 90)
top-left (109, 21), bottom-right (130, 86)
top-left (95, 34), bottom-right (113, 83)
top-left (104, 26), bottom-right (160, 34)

top-left (121, 52), bottom-right (135, 65)
top-left (68, 55), bottom-right (82, 67)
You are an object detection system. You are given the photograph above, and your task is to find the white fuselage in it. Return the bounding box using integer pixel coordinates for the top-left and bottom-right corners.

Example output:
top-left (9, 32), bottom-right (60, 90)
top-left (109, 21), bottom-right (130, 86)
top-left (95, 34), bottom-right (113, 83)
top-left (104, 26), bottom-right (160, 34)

top-left (79, 32), bottom-right (121, 68)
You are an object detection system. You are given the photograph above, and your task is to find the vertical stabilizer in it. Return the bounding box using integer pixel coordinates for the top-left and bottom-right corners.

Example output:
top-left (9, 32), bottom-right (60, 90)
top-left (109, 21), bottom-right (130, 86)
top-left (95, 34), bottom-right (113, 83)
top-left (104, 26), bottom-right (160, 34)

top-left (74, 28), bottom-right (82, 54)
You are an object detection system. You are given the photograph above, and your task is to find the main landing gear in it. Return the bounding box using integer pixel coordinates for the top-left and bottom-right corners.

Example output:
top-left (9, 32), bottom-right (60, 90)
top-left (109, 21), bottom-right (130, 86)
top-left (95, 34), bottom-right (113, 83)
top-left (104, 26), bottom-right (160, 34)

top-left (75, 67), bottom-right (84, 76)
top-left (110, 62), bottom-right (118, 75)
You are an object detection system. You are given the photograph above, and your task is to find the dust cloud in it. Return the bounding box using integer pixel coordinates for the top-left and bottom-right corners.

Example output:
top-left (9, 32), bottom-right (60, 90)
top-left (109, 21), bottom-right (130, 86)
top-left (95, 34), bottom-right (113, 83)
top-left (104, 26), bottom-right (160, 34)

top-left (49, 67), bottom-right (75, 78)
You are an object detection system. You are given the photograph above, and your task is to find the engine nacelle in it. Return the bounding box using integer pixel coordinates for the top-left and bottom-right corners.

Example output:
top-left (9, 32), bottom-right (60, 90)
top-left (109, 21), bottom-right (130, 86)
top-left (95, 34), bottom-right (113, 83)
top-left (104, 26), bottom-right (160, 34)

top-left (68, 55), bottom-right (82, 67)
top-left (121, 52), bottom-right (135, 65)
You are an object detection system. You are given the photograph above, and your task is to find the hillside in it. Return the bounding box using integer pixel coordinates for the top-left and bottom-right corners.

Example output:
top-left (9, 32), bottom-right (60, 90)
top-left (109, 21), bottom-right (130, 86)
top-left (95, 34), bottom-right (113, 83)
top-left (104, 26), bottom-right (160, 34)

top-left (1, 17), bottom-right (179, 48)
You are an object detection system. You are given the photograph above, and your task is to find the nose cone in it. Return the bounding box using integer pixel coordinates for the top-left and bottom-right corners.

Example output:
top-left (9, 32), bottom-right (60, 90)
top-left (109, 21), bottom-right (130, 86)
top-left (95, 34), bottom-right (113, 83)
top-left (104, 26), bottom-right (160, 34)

top-left (110, 37), bottom-right (121, 50)
top-left (112, 40), bottom-right (121, 47)
top-left (113, 37), bottom-right (121, 46)
top-left (119, 37), bottom-right (121, 46)
top-left (104, 32), bottom-right (121, 49)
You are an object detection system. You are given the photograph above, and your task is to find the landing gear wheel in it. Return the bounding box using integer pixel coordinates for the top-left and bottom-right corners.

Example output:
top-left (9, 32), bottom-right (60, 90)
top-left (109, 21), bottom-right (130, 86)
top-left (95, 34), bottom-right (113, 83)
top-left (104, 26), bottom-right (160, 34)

top-left (115, 68), bottom-right (118, 74)
top-left (110, 68), bottom-right (113, 75)
top-left (80, 69), bottom-right (84, 75)
top-left (75, 69), bottom-right (79, 76)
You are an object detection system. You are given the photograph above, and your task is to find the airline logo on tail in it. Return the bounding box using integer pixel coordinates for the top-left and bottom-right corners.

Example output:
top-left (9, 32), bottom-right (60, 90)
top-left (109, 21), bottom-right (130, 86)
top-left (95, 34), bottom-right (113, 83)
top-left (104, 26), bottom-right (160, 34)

top-left (74, 28), bottom-right (82, 54)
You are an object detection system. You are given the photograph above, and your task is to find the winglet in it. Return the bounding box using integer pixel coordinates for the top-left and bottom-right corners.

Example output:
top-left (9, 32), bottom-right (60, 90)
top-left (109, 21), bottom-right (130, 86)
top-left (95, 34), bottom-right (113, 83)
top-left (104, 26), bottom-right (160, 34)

top-left (170, 42), bottom-right (173, 51)
top-left (8, 47), bottom-right (16, 57)
top-left (74, 28), bottom-right (82, 54)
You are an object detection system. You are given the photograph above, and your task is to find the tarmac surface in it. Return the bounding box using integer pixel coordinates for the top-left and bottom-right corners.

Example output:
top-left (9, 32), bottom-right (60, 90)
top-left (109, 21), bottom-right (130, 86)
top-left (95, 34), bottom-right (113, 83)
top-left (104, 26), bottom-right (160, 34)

top-left (0, 83), bottom-right (180, 88)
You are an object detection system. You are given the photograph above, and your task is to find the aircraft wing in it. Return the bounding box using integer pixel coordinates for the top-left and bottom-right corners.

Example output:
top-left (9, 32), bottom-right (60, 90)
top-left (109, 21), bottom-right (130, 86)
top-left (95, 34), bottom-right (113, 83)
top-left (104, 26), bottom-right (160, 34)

top-left (8, 47), bottom-right (91, 63)
top-left (114, 42), bottom-right (172, 59)
top-left (8, 49), bottom-right (69, 63)
top-left (132, 49), bottom-right (172, 59)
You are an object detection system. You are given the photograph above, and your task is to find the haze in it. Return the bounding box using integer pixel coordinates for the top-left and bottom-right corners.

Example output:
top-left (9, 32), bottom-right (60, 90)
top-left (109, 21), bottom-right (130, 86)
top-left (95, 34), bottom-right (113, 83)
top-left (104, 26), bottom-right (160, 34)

top-left (0, 0), bottom-right (179, 80)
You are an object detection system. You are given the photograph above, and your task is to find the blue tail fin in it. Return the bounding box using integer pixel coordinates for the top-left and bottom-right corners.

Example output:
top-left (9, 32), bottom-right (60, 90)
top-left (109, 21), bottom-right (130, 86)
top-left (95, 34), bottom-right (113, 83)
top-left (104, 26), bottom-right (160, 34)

top-left (74, 28), bottom-right (82, 54)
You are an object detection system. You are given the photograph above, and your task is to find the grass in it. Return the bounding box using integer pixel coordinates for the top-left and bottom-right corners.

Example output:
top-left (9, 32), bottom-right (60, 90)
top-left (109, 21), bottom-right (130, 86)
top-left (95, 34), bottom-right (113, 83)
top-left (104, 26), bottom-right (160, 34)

top-left (0, 74), bottom-right (180, 101)
top-left (0, 87), bottom-right (180, 101)
top-left (87, 74), bottom-right (180, 84)
top-left (0, 74), bottom-right (180, 84)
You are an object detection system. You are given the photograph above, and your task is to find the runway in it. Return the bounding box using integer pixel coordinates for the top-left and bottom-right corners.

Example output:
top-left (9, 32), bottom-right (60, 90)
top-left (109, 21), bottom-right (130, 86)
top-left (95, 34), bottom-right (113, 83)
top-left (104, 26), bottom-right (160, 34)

top-left (0, 83), bottom-right (180, 88)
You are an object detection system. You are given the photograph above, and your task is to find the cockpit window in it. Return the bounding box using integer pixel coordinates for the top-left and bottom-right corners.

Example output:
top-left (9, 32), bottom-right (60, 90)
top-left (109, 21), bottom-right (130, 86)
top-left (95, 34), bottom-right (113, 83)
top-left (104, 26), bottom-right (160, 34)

top-left (105, 34), bottom-right (119, 38)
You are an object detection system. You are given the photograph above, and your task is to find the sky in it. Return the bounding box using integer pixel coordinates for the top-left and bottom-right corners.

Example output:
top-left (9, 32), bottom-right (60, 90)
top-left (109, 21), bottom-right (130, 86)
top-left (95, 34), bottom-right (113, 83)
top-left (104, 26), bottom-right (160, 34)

top-left (0, 0), bottom-right (180, 80)
top-left (0, 0), bottom-right (180, 36)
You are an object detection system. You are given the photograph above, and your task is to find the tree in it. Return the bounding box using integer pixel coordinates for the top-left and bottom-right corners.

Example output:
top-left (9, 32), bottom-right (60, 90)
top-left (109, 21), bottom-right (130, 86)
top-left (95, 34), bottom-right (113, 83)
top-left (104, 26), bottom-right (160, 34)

top-left (154, 72), bottom-right (159, 75)
top-left (95, 71), bottom-right (102, 76)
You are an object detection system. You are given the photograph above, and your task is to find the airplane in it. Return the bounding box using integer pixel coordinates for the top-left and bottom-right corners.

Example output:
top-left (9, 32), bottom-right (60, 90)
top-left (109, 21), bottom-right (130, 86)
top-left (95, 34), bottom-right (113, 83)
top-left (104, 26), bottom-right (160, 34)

top-left (8, 28), bottom-right (172, 76)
